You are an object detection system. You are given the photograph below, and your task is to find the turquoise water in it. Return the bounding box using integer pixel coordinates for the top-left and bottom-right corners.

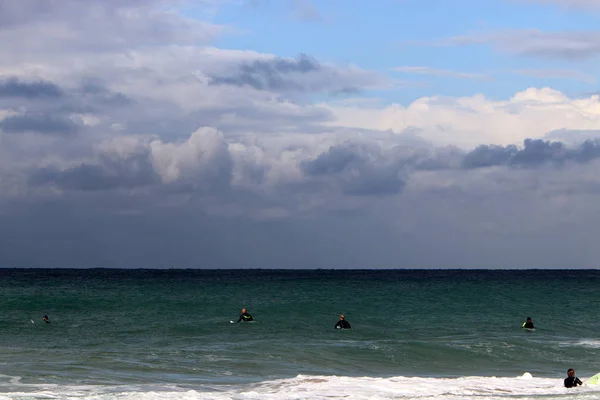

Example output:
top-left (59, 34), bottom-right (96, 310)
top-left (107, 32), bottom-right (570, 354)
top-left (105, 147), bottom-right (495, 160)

top-left (1, 269), bottom-right (599, 399)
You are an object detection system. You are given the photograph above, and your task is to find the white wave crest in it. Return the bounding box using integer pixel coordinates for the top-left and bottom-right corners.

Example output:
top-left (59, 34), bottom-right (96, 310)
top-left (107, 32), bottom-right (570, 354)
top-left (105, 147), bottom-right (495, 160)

top-left (1, 374), bottom-right (599, 400)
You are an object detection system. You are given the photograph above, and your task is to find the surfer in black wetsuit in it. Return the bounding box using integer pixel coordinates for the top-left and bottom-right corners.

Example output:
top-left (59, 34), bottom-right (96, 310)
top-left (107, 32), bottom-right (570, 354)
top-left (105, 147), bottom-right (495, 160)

top-left (334, 315), bottom-right (351, 329)
top-left (236, 308), bottom-right (253, 322)
top-left (522, 317), bottom-right (534, 329)
top-left (42, 315), bottom-right (50, 324)
top-left (564, 368), bottom-right (583, 388)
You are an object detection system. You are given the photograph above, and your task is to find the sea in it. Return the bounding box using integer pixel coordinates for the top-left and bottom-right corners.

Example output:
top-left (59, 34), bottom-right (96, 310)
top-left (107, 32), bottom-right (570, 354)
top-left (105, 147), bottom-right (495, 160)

top-left (1, 268), bottom-right (599, 400)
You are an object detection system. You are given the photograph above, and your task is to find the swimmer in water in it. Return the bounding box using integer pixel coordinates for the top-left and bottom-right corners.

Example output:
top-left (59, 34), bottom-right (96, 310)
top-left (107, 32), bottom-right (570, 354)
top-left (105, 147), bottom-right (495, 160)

top-left (236, 308), bottom-right (253, 322)
top-left (564, 368), bottom-right (583, 388)
top-left (522, 317), bottom-right (534, 329)
top-left (334, 315), bottom-right (351, 329)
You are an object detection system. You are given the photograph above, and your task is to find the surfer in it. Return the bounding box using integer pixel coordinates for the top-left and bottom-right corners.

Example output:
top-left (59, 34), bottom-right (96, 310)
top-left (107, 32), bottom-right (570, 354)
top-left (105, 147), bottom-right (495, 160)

top-left (236, 308), bottom-right (253, 323)
top-left (564, 368), bottom-right (583, 388)
top-left (522, 317), bottom-right (534, 329)
top-left (334, 315), bottom-right (351, 329)
top-left (42, 315), bottom-right (50, 324)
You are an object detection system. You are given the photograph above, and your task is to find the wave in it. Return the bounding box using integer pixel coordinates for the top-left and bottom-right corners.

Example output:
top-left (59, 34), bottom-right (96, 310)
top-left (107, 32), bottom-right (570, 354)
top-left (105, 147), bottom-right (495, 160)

top-left (558, 339), bottom-right (600, 349)
top-left (1, 373), bottom-right (599, 400)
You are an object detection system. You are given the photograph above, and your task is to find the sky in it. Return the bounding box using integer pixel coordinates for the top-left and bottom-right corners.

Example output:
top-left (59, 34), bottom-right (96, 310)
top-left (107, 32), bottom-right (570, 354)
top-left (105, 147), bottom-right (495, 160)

top-left (2, 0), bottom-right (600, 269)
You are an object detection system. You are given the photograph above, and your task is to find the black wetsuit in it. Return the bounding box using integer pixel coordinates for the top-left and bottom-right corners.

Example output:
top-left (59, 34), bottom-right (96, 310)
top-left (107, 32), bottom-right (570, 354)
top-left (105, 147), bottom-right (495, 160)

top-left (564, 376), bottom-right (582, 388)
top-left (237, 312), bottom-right (253, 322)
top-left (334, 320), bottom-right (351, 329)
top-left (523, 321), bottom-right (534, 329)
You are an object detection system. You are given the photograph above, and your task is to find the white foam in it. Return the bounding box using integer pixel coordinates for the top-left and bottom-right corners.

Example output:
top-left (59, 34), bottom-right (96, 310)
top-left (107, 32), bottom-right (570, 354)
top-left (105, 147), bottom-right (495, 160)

top-left (0, 374), bottom-right (599, 400)
top-left (558, 339), bottom-right (600, 348)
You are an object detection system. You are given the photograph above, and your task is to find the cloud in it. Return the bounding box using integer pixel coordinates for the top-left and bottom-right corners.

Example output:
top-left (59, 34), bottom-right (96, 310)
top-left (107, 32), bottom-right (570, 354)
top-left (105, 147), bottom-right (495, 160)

top-left (0, 0), bottom-right (223, 55)
top-left (394, 66), bottom-right (492, 81)
top-left (150, 127), bottom-right (234, 188)
top-left (415, 29), bottom-right (600, 60)
top-left (0, 77), bottom-right (64, 98)
top-left (322, 87), bottom-right (600, 148)
top-left (300, 142), bottom-right (407, 196)
top-left (208, 53), bottom-right (384, 94)
top-left (292, 0), bottom-right (321, 21)
top-left (5, 0), bottom-right (600, 268)
top-left (511, 0), bottom-right (600, 9)
top-left (30, 139), bottom-right (160, 191)
top-left (0, 113), bottom-right (80, 135)
top-left (462, 138), bottom-right (600, 168)
top-left (393, 66), bottom-right (594, 84)
top-left (511, 68), bottom-right (597, 83)
top-left (545, 128), bottom-right (600, 142)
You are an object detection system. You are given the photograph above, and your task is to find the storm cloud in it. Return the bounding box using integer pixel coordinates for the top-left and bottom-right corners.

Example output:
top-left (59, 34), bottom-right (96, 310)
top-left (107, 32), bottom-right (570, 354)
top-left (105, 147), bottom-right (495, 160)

top-left (0, 113), bottom-right (80, 135)
top-left (463, 138), bottom-right (600, 168)
top-left (0, 78), bottom-right (64, 99)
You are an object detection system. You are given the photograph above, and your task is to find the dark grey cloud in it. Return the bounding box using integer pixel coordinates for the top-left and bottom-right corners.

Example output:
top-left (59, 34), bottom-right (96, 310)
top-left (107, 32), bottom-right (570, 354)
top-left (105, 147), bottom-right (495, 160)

top-left (301, 143), bottom-right (406, 196)
top-left (0, 75), bottom-right (132, 114)
top-left (208, 54), bottom-right (381, 94)
top-left (301, 143), bottom-right (362, 176)
top-left (302, 141), bottom-right (462, 178)
top-left (30, 151), bottom-right (160, 191)
top-left (0, 77), bottom-right (64, 98)
top-left (410, 146), bottom-right (465, 171)
top-left (5, 129), bottom-right (600, 268)
top-left (295, 137), bottom-right (600, 198)
top-left (342, 167), bottom-right (406, 197)
top-left (6, 159), bottom-right (600, 269)
top-left (78, 80), bottom-right (132, 107)
top-left (463, 138), bottom-right (600, 169)
top-left (462, 144), bottom-right (518, 168)
top-left (209, 54), bottom-right (320, 91)
top-left (0, 113), bottom-right (80, 135)
top-left (0, 200), bottom-right (414, 269)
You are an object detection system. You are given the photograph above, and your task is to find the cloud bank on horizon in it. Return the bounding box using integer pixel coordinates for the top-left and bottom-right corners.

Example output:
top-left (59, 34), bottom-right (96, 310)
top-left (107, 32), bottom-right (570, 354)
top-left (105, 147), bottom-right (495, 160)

top-left (2, 0), bottom-right (600, 269)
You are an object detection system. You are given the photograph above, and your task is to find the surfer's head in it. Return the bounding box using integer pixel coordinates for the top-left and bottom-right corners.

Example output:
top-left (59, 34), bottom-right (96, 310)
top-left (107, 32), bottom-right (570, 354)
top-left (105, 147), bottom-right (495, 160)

top-left (567, 369), bottom-right (575, 376)
top-left (241, 308), bottom-right (247, 314)
top-left (339, 315), bottom-right (345, 320)
top-left (526, 317), bottom-right (532, 321)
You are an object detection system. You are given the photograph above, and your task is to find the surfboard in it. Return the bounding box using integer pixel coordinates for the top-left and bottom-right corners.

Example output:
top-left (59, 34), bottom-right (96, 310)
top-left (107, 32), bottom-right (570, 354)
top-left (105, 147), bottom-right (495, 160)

top-left (584, 372), bottom-right (600, 385)
top-left (522, 327), bottom-right (535, 332)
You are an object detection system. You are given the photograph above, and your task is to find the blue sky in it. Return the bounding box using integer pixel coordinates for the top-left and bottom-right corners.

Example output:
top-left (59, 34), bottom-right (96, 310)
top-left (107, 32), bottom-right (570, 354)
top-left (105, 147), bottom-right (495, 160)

top-left (197, 0), bottom-right (600, 103)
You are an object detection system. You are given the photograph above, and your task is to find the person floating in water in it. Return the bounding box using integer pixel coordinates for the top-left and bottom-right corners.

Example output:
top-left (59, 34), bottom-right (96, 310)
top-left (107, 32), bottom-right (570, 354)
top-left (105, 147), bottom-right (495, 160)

top-left (564, 368), bottom-right (583, 388)
top-left (42, 315), bottom-right (50, 324)
top-left (236, 308), bottom-right (253, 323)
top-left (522, 317), bottom-right (534, 329)
top-left (334, 315), bottom-right (351, 329)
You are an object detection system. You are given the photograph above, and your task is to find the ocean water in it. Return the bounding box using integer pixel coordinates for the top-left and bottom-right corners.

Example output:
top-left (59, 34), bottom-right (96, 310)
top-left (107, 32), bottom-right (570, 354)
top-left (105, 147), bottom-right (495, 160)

top-left (1, 268), bottom-right (599, 399)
